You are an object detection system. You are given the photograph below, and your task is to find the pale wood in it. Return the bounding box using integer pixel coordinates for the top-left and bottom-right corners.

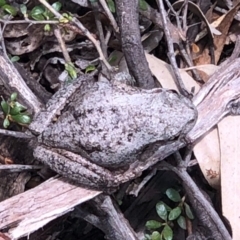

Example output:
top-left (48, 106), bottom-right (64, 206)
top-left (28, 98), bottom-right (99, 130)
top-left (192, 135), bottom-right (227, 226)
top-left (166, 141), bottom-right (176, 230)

top-left (0, 177), bottom-right (100, 239)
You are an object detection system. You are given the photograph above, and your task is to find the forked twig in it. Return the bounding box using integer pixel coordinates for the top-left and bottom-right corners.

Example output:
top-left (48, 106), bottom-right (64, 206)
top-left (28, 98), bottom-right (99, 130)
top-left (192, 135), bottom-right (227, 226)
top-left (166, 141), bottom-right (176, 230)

top-left (157, 0), bottom-right (189, 97)
top-left (38, 0), bottom-right (113, 71)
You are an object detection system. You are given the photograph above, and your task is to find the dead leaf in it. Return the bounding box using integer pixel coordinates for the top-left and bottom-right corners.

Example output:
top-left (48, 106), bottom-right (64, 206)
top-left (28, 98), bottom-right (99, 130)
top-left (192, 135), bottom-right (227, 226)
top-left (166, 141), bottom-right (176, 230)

top-left (219, 116), bottom-right (240, 239)
top-left (193, 128), bottom-right (221, 188)
top-left (145, 53), bottom-right (200, 92)
top-left (196, 2), bottom-right (240, 64)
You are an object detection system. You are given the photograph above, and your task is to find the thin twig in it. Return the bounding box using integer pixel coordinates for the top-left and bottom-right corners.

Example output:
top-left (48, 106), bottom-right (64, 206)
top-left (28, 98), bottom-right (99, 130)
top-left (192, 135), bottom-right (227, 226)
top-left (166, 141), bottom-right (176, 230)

top-left (0, 129), bottom-right (33, 139)
top-left (38, 0), bottom-right (62, 18)
top-left (53, 26), bottom-right (71, 63)
top-left (0, 164), bottom-right (41, 172)
top-left (182, 0), bottom-right (189, 32)
top-left (99, 0), bottom-right (119, 33)
top-left (90, 1), bottom-right (108, 58)
top-left (0, 19), bottom-right (58, 25)
top-left (164, 0), bottom-right (182, 29)
top-left (157, 0), bottom-right (189, 97)
top-left (38, 0), bottom-right (113, 71)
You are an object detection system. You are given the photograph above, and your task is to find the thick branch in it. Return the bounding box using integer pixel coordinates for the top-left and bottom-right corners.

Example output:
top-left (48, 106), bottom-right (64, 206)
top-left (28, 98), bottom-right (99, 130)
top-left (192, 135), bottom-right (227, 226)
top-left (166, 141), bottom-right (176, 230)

top-left (115, 0), bottom-right (155, 89)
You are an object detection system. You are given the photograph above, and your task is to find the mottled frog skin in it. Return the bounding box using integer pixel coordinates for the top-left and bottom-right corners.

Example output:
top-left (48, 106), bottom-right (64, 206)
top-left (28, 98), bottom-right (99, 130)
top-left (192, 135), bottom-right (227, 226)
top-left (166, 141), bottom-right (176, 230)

top-left (38, 77), bottom-right (197, 169)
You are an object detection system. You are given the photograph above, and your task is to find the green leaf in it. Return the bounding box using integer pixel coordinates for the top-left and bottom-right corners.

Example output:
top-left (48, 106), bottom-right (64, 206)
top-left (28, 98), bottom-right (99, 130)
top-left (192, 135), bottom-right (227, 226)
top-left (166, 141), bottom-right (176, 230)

top-left (108, 54), bottom-right (118, 65)
top-left (10, 55), bottom-right (20, 62)
top-left (44, 24), bottom-right (51, 31)
top-left (151, 231), bottom-right (162, 240)
top-left (65, 62), bottom-right (77, 79)
top-left (31, 5), bottom-right (44, 15)
top-left (62, 12), bottom-right (72, 20)
top-left (177, 216), bottom-right (186, 230)
top-left (10, 106), bottom-right (24, 115)
top-left (157, 201), bottom-right (172, 211)
top-left (0, 0), bottom-right (6, 7)
top-left (2, 4), bottom-right (17, 16)
top-left (14, 102), bottom-right (27, 111)
top-left (144, 234), bottom-right (152, 240)
top-left (10, 92), bottom-right (17, 101)
top-left (85, 65), bottom-right (96, 73)
top-left (20, 4), bottom-right (27, 15)
top-left (184, 203), bottom-right (194, 219)
top-left (10, 114), bottom-right (31, 125)
top-left (146, 220), bottom-right (162, 230)
top-left (106, 0), bottom-right (115, 13)
top-left (162, 225), bottom-right (173, 240)
top-left (166, 188), bottom-right (181, 202)
top-left (3, 118), bottom-right (10, 128)
top-left (139, 0), bottom-right (148, 11)
top-left (52, 2), bottom-right (62, 12)
top-left (156, 202), bottom-right (168, 221)
top-left (168, 207), bottom-right (182, 221)
top-left (31, 13), bottom-right (45, 20)
top-left (30, 6), bottom-right (45, 20)
top-left (1, 100), bottom-right (9, 115)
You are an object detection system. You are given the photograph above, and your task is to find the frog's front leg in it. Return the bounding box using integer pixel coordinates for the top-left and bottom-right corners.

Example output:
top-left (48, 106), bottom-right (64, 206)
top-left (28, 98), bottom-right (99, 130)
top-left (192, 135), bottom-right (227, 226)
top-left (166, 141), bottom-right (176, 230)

top-left (33, 145), bottom-right (121, 190)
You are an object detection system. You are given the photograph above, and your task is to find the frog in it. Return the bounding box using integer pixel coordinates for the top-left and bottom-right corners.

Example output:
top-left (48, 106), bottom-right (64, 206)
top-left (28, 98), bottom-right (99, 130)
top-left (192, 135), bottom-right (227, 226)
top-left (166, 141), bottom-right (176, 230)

top-left (29, 74), bottom-right (197, 190)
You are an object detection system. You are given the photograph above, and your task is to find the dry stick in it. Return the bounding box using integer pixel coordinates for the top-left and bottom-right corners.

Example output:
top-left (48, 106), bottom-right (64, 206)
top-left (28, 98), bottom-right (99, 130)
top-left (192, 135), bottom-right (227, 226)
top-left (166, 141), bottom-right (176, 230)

top-left (174, 152), bottom-right (230, 240)
top-left (105, 28), bottom-right (112, 45)
top-left (75, 195), bottom-right (138, 240)
top-left (38, 0), bottom-right (112, 71)
top-left (90, 1), bottom-right (108, 58)
top-left (181, 0), bottom-right (189, 32)
top-left (0, 24), bottom-right (6, 57)
top-left (53, 27), bottom-right (71, 63)
top-left (164, 0), bottom-right (182, 29)
top-left (0, 129), bottom-right (32, 139)
top-left (178, 43), bottom-right (203, 83)
top-left (115, 0), bottom-right (155, 89)
top-left (99, 0), bottom-right (119, 33)
top-left (165, 0), bottom-right (203, 83)
top-left (0, 164), bottom-right (41, 172)
top-left (0, 177), bottom-right (101, 239)
top-left (157, 0), bottom-right (189, 97)
top-left (0, 19), bottom-right (58, 25)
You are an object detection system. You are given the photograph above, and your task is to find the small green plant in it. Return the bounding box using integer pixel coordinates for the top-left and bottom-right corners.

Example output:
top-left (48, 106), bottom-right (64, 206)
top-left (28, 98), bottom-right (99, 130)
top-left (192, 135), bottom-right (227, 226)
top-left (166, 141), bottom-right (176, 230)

top-left (106, 0), bottom-right (115, 13)
top-left (144, 188), bottom-right (194, 240)
top-left (30, 2), bottom-right (62, 31)
top-left (10, 55), bottom-right (20, 62)
top-left (0, 0), bottom-right (17, 17)
top-left (139, 0), bottom-right (148, 11)
top-left (1, 92), bottom-right (31, 128)
top-left (65, 62), bottom-right (77, 80)
top-left (85, 64), bottom-right (96, 73)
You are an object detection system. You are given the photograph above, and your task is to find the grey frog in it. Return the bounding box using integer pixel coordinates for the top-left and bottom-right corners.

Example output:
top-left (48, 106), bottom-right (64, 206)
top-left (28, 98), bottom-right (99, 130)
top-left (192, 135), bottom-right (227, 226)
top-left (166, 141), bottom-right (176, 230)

top-left (31, 75), bottom-right (197, 190)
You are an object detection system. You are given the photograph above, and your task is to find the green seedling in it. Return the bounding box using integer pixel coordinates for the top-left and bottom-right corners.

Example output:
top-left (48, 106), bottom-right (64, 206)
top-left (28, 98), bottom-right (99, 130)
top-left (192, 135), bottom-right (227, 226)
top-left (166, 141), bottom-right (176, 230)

top-left (1, 92), bottom-right (31, 128)
top-left (0, 0), bottom-right (17, 17)
top-left (30, 1), bottom-right (62, 31)
top-left (144, 188), bottom-right (194, 240)
top-left (65, 62), bottom-right (77, 80)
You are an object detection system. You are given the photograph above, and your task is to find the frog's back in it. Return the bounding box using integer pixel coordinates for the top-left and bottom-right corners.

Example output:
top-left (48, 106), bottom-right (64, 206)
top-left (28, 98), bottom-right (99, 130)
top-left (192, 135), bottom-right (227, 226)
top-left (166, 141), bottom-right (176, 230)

top-left (41, 80), bottom-right (196, 168)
